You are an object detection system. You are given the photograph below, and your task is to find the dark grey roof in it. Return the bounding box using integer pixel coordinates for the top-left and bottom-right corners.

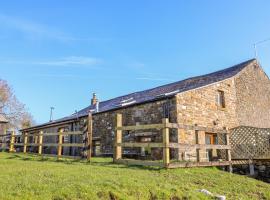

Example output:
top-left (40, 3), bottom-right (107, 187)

top-left (22, 59), bottom-right (255, 131)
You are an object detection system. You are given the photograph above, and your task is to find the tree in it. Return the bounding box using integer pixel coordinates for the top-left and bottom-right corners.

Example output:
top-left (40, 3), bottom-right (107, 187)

top-left (0, 79), bottom-right (34, 130)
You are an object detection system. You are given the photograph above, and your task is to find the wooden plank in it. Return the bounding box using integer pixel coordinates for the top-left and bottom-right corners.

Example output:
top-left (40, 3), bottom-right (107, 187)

top-left (13, 143), bottom-right (24, 146)
top-left (169, 143), bottom-right (231, 150)
top-left (115, 159), bottom-right (164, 167)
top-left (168, 161), bottom-right (231, 168)
top-left (117, 142), bottom-right (163, 148)
top-left (23, 133), bottom-right (28, 153)
top-left (87, 113), bottom-right (93, 161)
top-left (9, 130), bottom-right (15, 152)
top-left (61, 143), bottom-right (85, 147)
top-left (41, 143), bottom-right (59, 147)
top-left (57, 129), bottom-right (63, 157)
top-left (38, 131), bottom-right (43, 155)
top-left (41, 143), bottom-right (84, 147)
top-left (116, 123), bottom-right (164, 131)
top-left (29, 131), bottom-right (82, 137)
top-left (27, 152), bottom-right (82, 159)
top-left (163, 118), bottom-right (170, 168)
top-left (167, 123), bottom-right (227, 134)
top-left (114, 114), bottom-right (122, 161)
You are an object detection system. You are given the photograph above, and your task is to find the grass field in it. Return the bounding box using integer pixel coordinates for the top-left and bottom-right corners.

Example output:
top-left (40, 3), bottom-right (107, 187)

top-left (0, 153), bottom-right (269, 200)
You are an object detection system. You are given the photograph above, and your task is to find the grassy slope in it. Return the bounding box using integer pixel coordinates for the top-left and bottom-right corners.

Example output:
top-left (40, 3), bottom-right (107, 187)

top-left (0, 153), bottom-right (269, 200)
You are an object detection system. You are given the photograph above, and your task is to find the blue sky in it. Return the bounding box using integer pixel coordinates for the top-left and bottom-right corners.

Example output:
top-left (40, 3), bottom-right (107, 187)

top-left (1, 1), bottom-right (270, 124)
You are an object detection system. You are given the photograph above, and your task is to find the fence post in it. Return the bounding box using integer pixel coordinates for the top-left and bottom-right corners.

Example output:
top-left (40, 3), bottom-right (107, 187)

top-left (58, 129), bottom-right (63, 158)
top-left (162, 118), bottom-right (170, 168)
top-left (226, 131), bottom-right (232, 173)
top-left (9, 130), bottom-right (15, 152)
top-left (87, 113), bottom-right (93, 161)
top-left (114, 113), bottom-right (122, 162)
top-left (38, 131), bottom-right (43, 155)
top-left (23, 132), bottom-right (28, 153)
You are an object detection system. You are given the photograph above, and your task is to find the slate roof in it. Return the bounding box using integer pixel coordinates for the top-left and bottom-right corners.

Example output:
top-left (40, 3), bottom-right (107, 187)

top-left (22, 58), bottom-right (256, 131)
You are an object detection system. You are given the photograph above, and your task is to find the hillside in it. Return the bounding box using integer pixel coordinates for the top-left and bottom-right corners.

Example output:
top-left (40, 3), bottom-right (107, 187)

top-left (0, 153), bottom-right (269, 200)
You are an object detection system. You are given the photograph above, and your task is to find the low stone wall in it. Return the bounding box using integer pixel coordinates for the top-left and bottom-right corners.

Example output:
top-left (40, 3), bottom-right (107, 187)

top-left (233, 161), bottom-right (270, 183)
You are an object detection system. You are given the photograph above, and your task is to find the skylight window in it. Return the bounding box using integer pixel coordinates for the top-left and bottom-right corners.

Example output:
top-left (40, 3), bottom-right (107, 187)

top-left (121, 97), bottom-right (134, 103)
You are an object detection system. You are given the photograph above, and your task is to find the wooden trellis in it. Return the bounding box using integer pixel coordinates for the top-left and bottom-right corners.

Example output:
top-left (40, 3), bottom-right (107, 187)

top-left (231, 126), bottom-right (270, 159)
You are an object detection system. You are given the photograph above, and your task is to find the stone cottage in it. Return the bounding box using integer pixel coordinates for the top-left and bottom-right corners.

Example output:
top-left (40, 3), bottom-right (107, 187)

top-left (0, 114), bottom-right (8, 135)
top-left (20, 59), bottom-right (270, 161)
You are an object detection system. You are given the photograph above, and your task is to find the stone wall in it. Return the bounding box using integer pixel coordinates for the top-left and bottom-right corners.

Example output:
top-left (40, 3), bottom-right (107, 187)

top-left (175, 78), bottom-right (238, 161)
top-left (92, 98), bottom-right (177, 157)
top-left (234, 62), bottom-right (270, 128)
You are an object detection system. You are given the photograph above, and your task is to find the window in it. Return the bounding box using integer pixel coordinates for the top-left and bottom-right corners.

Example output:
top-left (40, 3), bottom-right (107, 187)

top-left (217, 90), bottom-right (225, 108)
top-left (205, 133), bottom-right (218, 145)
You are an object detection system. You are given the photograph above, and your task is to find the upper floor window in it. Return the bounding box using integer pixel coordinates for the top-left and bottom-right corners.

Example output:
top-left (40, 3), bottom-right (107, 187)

top-left (217, 90), bottom-right (225, 108)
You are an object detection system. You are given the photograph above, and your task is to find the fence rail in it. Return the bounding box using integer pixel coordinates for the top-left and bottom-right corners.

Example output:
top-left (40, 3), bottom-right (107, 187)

top-left (4, 113), bottom-right (93, 160)
top-left (114, 113), bottom-right (232, 169)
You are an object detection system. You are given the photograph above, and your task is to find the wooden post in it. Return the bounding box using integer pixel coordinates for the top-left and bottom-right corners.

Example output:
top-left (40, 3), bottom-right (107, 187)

top-left (87, 113), bottom-right (93, 161)
top-left (114, 113), bottom-right (122, 162)
top-left (38, 131), bottom-right (43, 155)
top-left (9, 130), bottom-right (15, 152)
top-left (57, 129), bottom-right (63, 158)
top-left (162, 118), bottom-right (170, 168)
top-left (23, 132), bottom-right (28, 153)
top-left (226, 132), bottom-right (232, 172)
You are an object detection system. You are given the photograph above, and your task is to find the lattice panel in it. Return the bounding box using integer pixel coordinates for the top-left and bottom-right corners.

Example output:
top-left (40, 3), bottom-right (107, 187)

top-left (231, 126), bottom-right (270, 159)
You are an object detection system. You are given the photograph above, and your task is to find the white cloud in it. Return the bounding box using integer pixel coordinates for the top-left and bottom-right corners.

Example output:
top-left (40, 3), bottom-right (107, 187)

top-left (0, 56), bottom-right (102, 67)
top-left (34, 56), bottom-right (101, 66)
top-left (0, 14), bottom-right (101, 42)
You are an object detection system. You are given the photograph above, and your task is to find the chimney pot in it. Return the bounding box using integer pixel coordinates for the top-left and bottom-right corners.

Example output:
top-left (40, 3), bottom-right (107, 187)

top-left (91, 93), bottom-right (98, 105)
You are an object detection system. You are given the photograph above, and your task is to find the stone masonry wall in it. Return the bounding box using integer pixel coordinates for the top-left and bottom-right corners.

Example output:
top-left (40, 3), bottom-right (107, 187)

top-left (92, 98), bottom-right (177, 157)
top-left (175, 78), bottom-right (238, 161)
top-left (234, 62), bottom-right (270, 128)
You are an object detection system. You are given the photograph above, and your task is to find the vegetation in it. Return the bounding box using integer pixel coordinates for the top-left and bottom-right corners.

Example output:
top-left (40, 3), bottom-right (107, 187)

top-left (0, 152), bottom-right (269, 200)
top-left (0, 79), bottom-right (34, 130)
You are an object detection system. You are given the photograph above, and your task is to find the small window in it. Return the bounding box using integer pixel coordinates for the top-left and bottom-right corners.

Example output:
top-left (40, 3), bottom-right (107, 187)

top-left (217, 90), bottom-right (225, 108)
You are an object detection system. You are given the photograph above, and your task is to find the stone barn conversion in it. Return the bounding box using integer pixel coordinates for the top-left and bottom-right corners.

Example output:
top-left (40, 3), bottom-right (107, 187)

top-left (19, 58), bottom-right (270, 168)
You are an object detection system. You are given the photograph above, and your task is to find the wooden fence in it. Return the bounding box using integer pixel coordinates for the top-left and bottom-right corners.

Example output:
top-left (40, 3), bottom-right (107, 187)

top-left (114, 113), bottom-right (232, 169)
top-left (7, 113), bottom-right (93, 160)
top-left (0, 132), bottom-right (12, 151)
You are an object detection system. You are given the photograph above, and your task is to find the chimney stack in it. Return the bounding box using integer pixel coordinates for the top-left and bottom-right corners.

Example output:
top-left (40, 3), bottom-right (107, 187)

top-left (91, 93), bottom-right (98, 105)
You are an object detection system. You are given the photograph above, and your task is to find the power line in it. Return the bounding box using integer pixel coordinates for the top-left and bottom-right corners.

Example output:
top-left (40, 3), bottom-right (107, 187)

top-left (253, 38), bottom-right (270, 59)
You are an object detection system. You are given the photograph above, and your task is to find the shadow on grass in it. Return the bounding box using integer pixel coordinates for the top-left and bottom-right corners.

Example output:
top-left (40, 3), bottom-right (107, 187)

top-left (4, 152), bottom-right (162, 171)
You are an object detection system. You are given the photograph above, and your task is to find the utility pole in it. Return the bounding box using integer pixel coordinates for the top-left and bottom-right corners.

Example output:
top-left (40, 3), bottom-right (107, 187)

top-left (50, 107), bottom-right (54, 122)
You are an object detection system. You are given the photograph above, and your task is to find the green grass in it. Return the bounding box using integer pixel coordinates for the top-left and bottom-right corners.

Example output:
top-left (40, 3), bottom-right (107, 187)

top-left (0, 153), bottom-right (269, 200)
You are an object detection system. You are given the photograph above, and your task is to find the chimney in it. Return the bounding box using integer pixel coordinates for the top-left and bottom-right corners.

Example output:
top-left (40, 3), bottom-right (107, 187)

top-left (91, 93), bottom-right (98, 105)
